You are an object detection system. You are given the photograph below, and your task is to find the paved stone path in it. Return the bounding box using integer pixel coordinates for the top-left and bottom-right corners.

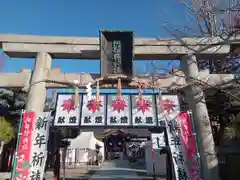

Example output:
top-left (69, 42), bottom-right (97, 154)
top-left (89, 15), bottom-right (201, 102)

top-left (90, 159), bottom-right (153, 180)
top-left (0, 160), bottom-right (165, 180)
top-left (45, 166), bottom-right (98, 179)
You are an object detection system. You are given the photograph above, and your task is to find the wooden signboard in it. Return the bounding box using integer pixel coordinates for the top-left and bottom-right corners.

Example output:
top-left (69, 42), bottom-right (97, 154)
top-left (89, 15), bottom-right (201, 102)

top-left (100, 30), bottom-right (134, 76)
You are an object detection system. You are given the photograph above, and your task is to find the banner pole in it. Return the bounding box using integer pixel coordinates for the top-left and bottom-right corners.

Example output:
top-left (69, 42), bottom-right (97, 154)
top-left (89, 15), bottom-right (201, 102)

top-left (151, 148), bottom-right (156, 180)
top-left (10, 109), bottom-right (24, 180)
top-left (188, 110), bottom-right (202, 179)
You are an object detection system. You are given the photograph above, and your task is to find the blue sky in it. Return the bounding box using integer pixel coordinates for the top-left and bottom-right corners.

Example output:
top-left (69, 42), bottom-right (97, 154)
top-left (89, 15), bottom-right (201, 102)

top-left (0, 0), bottom-right (190, 74)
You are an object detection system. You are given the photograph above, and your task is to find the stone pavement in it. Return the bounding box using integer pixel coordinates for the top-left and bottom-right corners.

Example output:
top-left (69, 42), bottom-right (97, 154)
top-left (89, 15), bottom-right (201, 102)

top-left (0, 172), bottom-right (11, 180)
top-left (90, 159), bottom-right (156, 180)
top-left (44, 166), bottom-right (99, 179)
top-left (128, 159), bottom-right (166, 180)
top-left (0, 160), bottom-right (165, 180)
top-left (0, 167), bottom-right (97, 180)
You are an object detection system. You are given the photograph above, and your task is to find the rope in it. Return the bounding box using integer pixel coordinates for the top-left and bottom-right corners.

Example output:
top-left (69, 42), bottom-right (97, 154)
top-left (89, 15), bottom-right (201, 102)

top-left (21, 72), bottom-right (240, 101)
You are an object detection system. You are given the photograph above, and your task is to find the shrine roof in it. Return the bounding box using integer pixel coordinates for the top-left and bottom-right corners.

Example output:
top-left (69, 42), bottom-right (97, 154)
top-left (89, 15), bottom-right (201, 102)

top-left (80, 128), bottom-right (150, 137)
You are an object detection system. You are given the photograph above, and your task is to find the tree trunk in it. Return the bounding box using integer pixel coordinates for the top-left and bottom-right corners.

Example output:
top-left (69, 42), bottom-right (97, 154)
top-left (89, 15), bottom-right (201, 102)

top-left (181, 55), bottom-right (220, 180)
top-left (0, 141), bottom-right (5, 171)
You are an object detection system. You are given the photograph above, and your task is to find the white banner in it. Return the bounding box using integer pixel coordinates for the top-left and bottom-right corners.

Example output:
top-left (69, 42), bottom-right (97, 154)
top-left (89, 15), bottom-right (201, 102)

top-left (81, 95), bottom-right (106, 126)
top-left (165, 116), bottom-right (189, 180)
top-left (29, 112), bottom-right (51, 180)
top-left (54, 94), bottom-right (81, 126)
top-left (159, 95), bottom-right (189, 180)
top-left (132, 95), bottom-right (157, 127)
top-left (106, 95), bottom-right (131, 126)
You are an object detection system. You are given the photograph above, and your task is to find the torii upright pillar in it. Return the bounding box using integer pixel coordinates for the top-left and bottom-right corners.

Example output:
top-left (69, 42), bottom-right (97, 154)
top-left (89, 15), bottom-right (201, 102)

top-left (25, 52), bottom-right (52, 118)
top-left (181, 54), bottom-right (220, 180)
top-left (24, 52), bottom-right (53, 180)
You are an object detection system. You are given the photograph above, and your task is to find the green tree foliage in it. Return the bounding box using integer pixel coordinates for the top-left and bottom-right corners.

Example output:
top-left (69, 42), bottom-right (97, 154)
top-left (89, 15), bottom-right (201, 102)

top-left (0, 89), bottom-right (26, 129)
top-left (0, 116), bottom-right (14, 142)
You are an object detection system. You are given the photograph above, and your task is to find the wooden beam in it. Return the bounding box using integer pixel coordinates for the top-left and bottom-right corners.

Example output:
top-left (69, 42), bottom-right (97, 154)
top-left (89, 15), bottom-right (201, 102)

top-left (46, 68), bottom-right (99, 88)
top-left (0, 33), bottom-right (239, 45)
top-left (1, 42), bottom-right (230, 60)
top-left (0, 68), bottom-right (236, 90)
top-left (0, 34), bottom-right (238, 59)
top-left (0, 69), bottom-right (31, 88)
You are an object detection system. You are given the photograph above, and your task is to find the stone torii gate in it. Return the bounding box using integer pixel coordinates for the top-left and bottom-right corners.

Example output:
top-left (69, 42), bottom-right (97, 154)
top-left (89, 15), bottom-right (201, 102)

top-left (0, 33), bottom-right (239, 180)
